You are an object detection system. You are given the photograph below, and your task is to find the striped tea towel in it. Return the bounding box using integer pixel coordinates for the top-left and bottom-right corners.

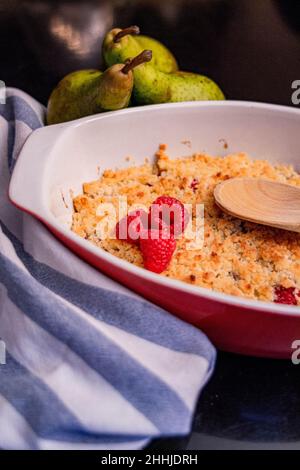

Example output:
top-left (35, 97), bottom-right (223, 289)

top-left (0, 88), bottom-right (216, 450)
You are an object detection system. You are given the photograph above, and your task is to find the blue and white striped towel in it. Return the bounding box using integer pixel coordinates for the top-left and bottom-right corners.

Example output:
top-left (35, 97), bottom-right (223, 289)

top-left (0, 88), bottom-right (216, 450)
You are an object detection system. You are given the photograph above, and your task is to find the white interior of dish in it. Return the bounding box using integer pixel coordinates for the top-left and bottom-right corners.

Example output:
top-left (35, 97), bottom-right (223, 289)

top-left (45, 102), bottom-right (300, 231)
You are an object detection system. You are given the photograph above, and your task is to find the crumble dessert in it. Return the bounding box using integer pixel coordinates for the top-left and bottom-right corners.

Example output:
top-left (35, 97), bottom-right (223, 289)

top-left (72, 145), bottom-right (300, 304)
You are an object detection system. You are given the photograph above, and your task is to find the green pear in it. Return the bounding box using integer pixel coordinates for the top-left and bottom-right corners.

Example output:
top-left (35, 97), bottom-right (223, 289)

top-left (102, 28), bottom-right (225, 105)
top-left (47, 51), bottom-right (152, 125)
top-left (104, 26), bottom-right (178, 73)
top-left (137, 36), bottom-right (178, 73)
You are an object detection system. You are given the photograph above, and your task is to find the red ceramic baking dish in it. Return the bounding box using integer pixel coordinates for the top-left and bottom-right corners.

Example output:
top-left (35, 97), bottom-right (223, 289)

top-left (9, 101), bottom-right (300, 358)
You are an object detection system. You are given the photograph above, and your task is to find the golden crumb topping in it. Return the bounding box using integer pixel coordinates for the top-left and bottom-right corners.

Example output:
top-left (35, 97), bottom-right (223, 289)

top-left (72, 146), bottom-right (300, 304)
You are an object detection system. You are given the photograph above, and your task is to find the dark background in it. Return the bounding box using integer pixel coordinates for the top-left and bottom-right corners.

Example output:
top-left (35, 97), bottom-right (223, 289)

top-left (1, 0), bottom-right (300, 105)
top-left (1, 0), bottom-right (300, 450)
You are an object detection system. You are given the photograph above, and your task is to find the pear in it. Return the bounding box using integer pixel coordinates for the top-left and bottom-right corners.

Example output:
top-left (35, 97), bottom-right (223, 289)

top-left (102, 28), bottom-right (225, 105)
top-left (47, 50), bottom-right (152, 125)
top-left (137, 36), bottom-right (178, 73)
top-left (105, 26), bottom-right (178, 73)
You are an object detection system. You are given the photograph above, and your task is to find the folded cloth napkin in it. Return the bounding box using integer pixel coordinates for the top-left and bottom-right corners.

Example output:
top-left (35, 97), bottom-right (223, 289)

top-left (0, 88), bottom-right (216, 450)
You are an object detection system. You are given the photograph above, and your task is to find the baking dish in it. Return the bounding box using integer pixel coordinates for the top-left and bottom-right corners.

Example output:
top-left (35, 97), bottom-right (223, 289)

top-left (9, 101), bottom-right (300, 358)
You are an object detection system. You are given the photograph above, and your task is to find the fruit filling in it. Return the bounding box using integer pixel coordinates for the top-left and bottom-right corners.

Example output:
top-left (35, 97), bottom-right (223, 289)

top-left (274, 286), bottom-right (298, 306)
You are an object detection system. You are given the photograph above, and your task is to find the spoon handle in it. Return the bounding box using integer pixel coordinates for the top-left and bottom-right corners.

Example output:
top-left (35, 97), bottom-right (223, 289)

top-left (214, 178), bottom-right (300, 233)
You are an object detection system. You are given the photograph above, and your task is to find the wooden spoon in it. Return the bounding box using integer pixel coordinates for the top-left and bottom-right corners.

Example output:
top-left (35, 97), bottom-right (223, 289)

top-left (214, 178), bottom-right (300, 233)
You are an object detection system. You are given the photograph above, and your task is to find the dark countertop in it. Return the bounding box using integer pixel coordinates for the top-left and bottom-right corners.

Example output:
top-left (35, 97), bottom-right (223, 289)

top-left (1, 0), bottom-right (300, 450)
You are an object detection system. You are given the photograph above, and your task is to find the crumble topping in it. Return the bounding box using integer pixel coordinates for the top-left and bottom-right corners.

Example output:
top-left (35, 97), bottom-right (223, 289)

top-left (72, 145), bottom-right (300, 304)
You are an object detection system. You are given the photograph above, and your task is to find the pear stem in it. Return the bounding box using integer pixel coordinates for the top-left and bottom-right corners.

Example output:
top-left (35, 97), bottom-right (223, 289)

top-left (114, 26), bottom-right (140, 43)
top-left (121, 50), bottom-right (152, 74)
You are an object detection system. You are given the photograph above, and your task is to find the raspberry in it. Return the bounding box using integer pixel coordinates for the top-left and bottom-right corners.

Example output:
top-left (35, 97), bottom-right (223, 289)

top-left (190, 178), bottom-right (199, 192)
top-left (149, 195), bottom-right (189, 237)
top-left (115, 209), bottom-right (148, 244)
top-left (148, 213), bottom-right (168, 231)
top-left (274, 285), bottom-right (298, 305)
top-left (140, 229), bottom-right (176, 273)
